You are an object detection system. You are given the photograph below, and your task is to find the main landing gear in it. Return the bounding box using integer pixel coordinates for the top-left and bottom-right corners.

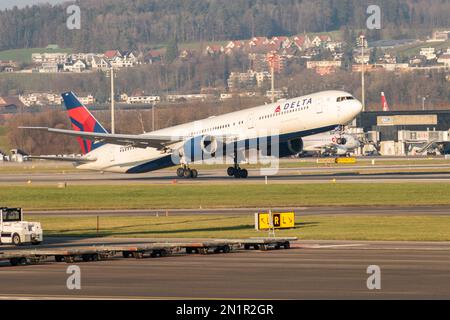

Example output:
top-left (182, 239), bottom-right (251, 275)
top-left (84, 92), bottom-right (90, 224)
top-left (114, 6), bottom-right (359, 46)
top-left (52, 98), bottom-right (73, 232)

top-left (227, 165), bottom-right (248, 179)
top-left (176, 165), bottom-right (198, 179)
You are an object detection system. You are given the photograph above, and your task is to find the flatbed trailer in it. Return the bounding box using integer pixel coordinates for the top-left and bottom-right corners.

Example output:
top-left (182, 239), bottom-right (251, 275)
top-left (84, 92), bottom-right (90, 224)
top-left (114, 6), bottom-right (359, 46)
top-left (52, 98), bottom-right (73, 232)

top-left (0, 237), bottom-right (297, 267)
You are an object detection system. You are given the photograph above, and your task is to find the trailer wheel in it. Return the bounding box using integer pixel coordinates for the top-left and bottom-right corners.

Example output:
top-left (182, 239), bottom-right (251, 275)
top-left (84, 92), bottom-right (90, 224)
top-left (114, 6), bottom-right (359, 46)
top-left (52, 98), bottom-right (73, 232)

top-left (122, 251), bottom-right (132, 258)
top-left (65, 256), bottom-right (75, 263)
top-left (12, 233), bottom-right (21, 246)
top-left (223, 245), bottom-right (231, 253)
top-left (186, 248), bottom-right (193, 254)
top-left (283, 242), bottom-right (291, 249)
top-left (55, 255), bottom-right (65, 262)
top-left (18, 257), bottom-right (27, 265)
top-left (244, 244), bottom-right (250, 250)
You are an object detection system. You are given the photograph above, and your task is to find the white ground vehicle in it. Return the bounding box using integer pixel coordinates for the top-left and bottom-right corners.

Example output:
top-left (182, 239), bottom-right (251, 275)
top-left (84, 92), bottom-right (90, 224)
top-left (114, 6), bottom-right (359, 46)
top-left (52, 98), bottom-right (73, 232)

top-left (0, 208), bottom-right (43, 246)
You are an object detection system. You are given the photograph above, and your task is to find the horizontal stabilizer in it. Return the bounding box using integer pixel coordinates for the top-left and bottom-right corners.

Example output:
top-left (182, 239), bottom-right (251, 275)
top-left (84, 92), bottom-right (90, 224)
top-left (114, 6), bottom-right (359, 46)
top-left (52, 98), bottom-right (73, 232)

top-left (25, 155), bottom-right (97, 162)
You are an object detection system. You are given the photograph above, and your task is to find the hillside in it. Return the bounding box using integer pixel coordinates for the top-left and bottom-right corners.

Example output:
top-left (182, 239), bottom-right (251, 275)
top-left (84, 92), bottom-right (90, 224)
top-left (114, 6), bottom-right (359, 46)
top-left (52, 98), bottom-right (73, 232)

top-left (0, 0), bottom-right (448, 51)
top-left (0, 47), bottom-right (72, 64)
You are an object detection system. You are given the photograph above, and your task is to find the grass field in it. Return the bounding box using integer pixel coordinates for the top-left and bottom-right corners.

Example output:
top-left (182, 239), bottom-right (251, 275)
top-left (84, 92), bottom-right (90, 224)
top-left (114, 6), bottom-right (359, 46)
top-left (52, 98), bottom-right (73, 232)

top-left (32, 214), bottom-right (450, 241)
top-left (388, 40), bottom-right (450, 57)
top-left (3, 183), bottom-right (450, 210)
top-left (0, 47), bottom-right (72, 64)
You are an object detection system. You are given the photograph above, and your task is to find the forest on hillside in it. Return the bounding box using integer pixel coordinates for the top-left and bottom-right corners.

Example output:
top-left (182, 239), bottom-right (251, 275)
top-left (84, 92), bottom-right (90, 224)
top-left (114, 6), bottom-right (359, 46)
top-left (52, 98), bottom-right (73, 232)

top-left (0, 0), bottom-right (449, 51)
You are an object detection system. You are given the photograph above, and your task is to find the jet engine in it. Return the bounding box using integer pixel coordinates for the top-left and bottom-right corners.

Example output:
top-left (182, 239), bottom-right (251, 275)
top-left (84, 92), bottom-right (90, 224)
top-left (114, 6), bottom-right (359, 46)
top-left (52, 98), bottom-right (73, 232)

top-left (279, 138), bottom-right (304, 157)
top-left (181, 135), bottom-right (220, 162)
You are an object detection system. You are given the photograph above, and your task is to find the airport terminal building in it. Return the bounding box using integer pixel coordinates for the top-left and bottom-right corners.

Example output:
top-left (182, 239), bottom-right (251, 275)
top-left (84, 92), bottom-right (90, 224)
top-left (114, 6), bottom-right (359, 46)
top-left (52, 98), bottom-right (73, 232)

top-left (356, 110), bottom-right (450, 155)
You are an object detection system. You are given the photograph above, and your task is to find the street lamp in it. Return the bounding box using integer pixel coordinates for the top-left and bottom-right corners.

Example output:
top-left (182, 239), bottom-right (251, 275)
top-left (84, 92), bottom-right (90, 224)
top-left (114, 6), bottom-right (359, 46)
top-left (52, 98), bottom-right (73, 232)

top-left (358, 34), bottom-right (367, 112)
top-left (106, 66), bottom-right (117, 134)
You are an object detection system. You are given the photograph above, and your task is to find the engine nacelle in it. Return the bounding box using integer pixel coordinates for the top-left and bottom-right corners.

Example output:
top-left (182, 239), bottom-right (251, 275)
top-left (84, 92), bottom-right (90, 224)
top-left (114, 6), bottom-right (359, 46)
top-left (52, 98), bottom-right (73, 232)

top-left (279, 138), bottom-right (304, 157)
top-left (181, 135), bottom-right (219, 162)
top-left (259, 138), bottom-right (304, 158)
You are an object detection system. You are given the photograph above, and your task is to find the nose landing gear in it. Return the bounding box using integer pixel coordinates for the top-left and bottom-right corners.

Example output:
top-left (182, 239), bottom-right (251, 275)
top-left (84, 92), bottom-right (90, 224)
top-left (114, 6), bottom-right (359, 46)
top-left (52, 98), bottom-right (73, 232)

top-left (176, 166), bottom-right (198, 179)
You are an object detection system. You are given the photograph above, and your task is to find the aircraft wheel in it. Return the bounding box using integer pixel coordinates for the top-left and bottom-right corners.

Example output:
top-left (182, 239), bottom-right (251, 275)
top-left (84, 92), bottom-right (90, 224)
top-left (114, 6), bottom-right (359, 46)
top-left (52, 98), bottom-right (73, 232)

top-left (191, 169), bottom-right (198, 178)
top-left (240, 169), bottom-right (248, 179)
top-left (176, 168), bottom-right (184, 177)
top-left (234, 168), bottom-right (241, 179)
top-left (183, 169), bottom-right (192, 178)
top-left (227, 167), bottom-right (235, 177)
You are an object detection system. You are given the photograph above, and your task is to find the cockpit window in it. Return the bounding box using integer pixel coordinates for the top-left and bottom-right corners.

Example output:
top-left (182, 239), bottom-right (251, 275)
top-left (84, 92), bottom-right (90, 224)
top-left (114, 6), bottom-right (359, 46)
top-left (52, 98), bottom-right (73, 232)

top-left (337, 96), bottom-right (355, 102)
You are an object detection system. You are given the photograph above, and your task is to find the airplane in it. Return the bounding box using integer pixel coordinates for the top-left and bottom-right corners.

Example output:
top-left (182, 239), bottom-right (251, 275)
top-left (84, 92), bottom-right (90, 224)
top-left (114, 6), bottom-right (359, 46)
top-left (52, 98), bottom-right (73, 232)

top-left (21, 90), bottom-right (362, 178)
top-left (300, 130), bottom-right (361, 157)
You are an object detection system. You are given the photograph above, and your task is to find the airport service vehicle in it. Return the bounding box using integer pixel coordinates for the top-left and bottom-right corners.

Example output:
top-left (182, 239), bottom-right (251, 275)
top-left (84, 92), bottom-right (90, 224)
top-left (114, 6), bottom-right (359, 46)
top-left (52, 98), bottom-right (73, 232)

top-left (0, 207), bottom-right (43, 246)
top-left (301, 130), bottom-right (361, 157)
top-left (21, 90), bottom-right (362, 178)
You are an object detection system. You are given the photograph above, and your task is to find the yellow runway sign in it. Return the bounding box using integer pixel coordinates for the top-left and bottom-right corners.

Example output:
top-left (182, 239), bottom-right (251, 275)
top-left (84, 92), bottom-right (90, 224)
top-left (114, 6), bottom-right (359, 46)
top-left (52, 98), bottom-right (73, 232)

top-left (255, 212), bottom-right (295, 230)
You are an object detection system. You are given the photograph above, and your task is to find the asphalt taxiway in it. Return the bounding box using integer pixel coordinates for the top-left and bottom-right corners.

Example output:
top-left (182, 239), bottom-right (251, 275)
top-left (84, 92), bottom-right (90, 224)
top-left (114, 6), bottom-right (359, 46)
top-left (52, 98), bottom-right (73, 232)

top-left (1, 237), bottom-right (449, 299)
top-left (3, 165), bottom-right (450, 185)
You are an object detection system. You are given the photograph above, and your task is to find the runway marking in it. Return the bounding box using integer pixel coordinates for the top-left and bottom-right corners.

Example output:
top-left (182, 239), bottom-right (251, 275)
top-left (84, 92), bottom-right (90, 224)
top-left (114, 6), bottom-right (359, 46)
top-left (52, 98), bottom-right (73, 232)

top-left (0, 293), bottom-right (259, 300)
top-left (295, 244), bottom-right (367, 249)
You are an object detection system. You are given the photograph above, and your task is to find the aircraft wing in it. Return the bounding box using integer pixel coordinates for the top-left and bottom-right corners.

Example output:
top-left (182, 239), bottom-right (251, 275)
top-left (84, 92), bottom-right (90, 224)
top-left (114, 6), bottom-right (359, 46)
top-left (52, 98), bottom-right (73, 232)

top-left (20, 127), bottom-right (186, 149)
top-left (25, 155), bottom-right (97, 162)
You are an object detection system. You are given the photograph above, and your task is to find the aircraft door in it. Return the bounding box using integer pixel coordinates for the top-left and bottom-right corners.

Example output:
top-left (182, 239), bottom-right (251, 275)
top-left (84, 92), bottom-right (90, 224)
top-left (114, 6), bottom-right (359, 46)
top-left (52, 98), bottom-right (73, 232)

top-left (247, 113), bottom-right (255, 129)
top-left (316, 97), bottom-right (324, 114)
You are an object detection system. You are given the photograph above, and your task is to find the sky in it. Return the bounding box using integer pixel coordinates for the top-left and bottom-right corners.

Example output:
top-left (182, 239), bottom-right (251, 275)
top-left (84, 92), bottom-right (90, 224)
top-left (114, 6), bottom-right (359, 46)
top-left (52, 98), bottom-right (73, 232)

top-left (0, 0), bottom-right (69, 10)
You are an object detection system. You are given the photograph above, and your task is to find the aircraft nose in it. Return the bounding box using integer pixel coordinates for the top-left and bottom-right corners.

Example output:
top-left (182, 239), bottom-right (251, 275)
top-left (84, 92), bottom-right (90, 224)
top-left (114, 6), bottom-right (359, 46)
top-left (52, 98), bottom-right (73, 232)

top-left (354, 100), bottom-right (363, 115)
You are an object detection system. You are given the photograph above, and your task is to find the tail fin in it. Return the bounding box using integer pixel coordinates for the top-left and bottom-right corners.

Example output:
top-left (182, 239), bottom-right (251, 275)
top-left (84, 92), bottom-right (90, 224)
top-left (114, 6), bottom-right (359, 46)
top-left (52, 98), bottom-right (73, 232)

top-left (62, 91), bottom-right (107, 154)
top-left (381, 92), bottom-right (390, 112)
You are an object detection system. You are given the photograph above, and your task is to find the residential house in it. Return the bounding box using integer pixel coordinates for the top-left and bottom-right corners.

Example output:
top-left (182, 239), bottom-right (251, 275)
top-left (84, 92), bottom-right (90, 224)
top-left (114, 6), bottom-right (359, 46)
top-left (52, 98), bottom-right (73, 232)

top-left (420, 47), bottom-right (437, 60)
top-left (248, 37), bottom-right (270, 48)
top-left (307, 60), bottom-right (342, 75)
top-left (227, 71), bottom-right (256, 91)
top-left (39, 62), bottom-right (59, 73)
top-left (431, 30), bottom-right (450, 42)
top-left (292, 35), bottom-right (312, 51)
top-left (166, 94), bottom-right (215, 102)
top-left (269, 36), bottom-right (291, 50)
top-left (145, 48), bottom-right (166, 64)
top-left (103, 50), bottom-right (122, 60)
top-left (124, 95), bottom-right (161, 104)
top-left (224, 40), bottom-right (245, 54)
top-left (438, 54), bottom-right (450, 67)
top-left (78, 94), bottom-right (96, 105)
top-left (63, 60), bottom-right (87, 73)
top-left (32, 52), bottom-right (68, 64)
top-left (204, 45), bottom-right (224, 56)
top-left (91, 56), bottom-right (111, 71)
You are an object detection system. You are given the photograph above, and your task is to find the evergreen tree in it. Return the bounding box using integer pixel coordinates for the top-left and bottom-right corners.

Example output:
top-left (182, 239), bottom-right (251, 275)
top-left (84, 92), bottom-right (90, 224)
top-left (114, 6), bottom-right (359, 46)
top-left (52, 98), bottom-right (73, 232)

top-left (165, 37), bottom-right (179, 64)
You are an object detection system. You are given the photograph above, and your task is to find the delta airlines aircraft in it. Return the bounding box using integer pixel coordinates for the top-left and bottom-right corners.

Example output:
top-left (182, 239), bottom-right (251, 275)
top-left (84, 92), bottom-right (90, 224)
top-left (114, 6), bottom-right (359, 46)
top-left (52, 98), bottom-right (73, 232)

top-left (22, 90), bottom-right (362, 178)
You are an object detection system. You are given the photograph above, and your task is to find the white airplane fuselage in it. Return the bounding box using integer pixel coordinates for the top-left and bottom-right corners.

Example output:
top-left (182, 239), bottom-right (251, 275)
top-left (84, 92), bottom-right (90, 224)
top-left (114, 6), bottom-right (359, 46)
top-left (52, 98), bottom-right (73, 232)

top-left (302, 132), bottom-right (361, 156)
top-left (77, 90), bottom-right (362, 173)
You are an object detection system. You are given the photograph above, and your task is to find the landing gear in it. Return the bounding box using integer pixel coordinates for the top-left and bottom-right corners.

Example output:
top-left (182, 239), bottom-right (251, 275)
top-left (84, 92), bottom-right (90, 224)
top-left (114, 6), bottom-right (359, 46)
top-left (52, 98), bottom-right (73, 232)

top-left (176, 165), bottom-right (198, 179)
top-left (227, 166), bottom-right (248, 179)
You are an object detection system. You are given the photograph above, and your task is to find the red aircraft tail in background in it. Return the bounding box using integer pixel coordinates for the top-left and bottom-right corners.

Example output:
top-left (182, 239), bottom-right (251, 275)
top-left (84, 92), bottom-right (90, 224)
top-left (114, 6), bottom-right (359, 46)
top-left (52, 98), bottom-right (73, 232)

top-left (381, 92), bottom-right (390, 112)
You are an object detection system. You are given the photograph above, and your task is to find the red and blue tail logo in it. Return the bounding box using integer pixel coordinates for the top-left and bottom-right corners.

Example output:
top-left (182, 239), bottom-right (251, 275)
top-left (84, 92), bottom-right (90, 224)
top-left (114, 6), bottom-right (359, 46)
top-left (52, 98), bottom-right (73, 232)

top-left (61, 92), bottom-right (107, 154)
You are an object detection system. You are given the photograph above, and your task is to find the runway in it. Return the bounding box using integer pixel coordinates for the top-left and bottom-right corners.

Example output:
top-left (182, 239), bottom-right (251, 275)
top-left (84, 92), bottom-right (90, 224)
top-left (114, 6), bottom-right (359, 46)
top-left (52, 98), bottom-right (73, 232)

top-left (3, 165), bottom-right (450, 185)
top-left (1, 237), bottom-right (450, 299)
